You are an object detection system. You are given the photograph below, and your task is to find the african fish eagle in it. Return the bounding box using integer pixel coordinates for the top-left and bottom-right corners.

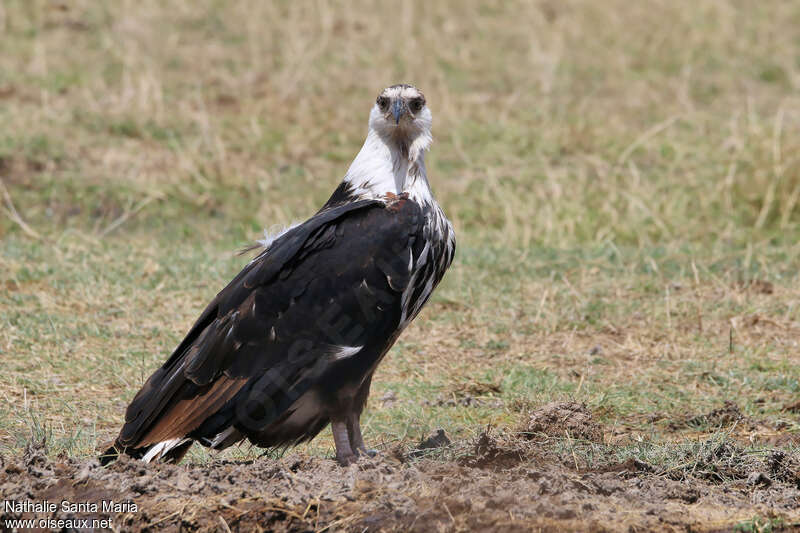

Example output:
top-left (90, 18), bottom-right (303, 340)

top-left (101, 85), bottom-right (455, 466)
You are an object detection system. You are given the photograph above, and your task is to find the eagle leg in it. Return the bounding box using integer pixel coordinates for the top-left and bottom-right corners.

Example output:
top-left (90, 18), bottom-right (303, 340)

top-left (347, 412), bottom-right (377, 457)
top-left (331, 419), bottom-right (357, 466)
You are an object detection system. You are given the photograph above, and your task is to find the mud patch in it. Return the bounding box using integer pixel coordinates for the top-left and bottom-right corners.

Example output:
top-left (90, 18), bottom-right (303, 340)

top-left (2, 436), bottom-right (800, 532)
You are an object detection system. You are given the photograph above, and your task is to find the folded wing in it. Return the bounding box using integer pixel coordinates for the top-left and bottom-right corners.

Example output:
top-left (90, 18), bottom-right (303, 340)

top-left (109, 197), bottom-right (425, 459)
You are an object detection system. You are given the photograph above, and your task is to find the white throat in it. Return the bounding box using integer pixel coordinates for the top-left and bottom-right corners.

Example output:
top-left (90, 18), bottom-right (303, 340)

top-left (343, 127), bottom-right (433, 204)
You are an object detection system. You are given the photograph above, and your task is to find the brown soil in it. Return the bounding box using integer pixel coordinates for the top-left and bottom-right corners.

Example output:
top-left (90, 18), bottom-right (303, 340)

top-left (2, 406), bottom-right (800, 532)
top-left (520, 401), bottom-right (605, 443)
top-left (674, 401), bottom-right (749, 430)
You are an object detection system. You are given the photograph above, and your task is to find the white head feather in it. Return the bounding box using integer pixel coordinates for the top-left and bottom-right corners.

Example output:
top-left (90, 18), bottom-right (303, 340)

top-left (344, 85), bottom-right (434, 204)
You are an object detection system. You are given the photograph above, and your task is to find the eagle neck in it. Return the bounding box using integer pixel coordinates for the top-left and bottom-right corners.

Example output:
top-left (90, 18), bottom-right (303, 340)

top-left (343, 129), bottom-right (433, 204)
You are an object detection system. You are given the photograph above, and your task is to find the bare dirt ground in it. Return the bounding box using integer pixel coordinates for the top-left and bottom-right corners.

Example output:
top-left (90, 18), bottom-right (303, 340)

top-left (2, 403), bottom-right (799, 532)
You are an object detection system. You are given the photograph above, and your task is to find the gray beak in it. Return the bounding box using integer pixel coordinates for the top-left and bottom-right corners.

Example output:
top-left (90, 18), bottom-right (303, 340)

top-left (391, 99), bottom-right (407, 124)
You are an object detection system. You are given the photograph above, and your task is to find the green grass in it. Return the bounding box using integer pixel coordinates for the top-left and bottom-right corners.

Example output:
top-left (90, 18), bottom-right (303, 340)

top-left (1, 0), bottom-right (800, 466)
top-left (735, 516), bottom-right (792, 533)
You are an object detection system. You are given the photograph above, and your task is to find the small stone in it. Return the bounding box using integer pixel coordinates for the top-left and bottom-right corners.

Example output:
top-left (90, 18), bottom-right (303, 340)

top-left (418, 429), bottom-right (450, 450)
top-left (746, 471), bottom-right (771, 486)
top-left (380, 390), bottom-right (397, 407)
top-left (409, 429), bottom-right (451, 458)
top-left (73, 462), bottom-right (93, 484)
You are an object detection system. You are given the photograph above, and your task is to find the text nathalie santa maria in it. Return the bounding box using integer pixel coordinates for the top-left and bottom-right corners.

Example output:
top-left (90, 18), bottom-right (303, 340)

top-left (3, 499), bottom-right (138, 513)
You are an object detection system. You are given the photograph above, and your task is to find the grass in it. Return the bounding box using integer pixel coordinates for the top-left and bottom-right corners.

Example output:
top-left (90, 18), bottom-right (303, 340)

top-left (735, 516), bottom-right (792, 533)
top-left (1, 0), bottom-right (800, 470)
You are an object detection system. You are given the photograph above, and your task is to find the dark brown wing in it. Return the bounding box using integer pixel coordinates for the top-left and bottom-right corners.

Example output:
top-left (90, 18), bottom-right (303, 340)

top-left (111, 197), bottom-right (425, 455)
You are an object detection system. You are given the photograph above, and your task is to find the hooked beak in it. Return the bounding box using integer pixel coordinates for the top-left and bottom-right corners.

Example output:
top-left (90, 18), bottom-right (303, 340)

top-left (391, 99), bottom-right (408, 125)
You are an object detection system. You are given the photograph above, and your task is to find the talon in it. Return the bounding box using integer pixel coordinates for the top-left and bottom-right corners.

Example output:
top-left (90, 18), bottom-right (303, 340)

top-left (354, 446), bottom-right (378, 458)
top-left (336, 453), bottom-right (358, 466)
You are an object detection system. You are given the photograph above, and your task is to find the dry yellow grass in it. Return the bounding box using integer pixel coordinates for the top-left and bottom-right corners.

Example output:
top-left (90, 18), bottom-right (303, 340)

top-left (0, 0), bottom-right (799, 470)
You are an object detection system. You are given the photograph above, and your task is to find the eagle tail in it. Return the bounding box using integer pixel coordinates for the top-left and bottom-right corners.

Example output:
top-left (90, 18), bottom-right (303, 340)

top-left (99, 438), bottom-right (193, 465)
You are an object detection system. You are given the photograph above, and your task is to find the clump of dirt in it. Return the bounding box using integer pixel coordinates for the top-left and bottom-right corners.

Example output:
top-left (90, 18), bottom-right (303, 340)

top-left (451, 380), bottom-right (502, 396)
top-left (407, 429), bottom-right (451, 459)
top-left (589, 457), bottom-right (654, 477)
top-left (783, 399), bottom-right (800, 413)
top-left (671, 400), bottom-right (775, 436)
top-left (670, 401), bottom-right (790, 448)
top-left (457, 429), bottom-right (530, 470)
top-left (736, 278), bottom-right (775, 294)
top-left (767, 451), bottom-right (800, 488)
top-left (2, 433), bottom-right (800, 532)
top-left (684, 400), bottom-right (746, 428)
top-left (422, 380), bottom-right (505, 409)
top-left (520, 401), bottom-right (604, 443)
top-left (424, 393), bottom-right (504, 408)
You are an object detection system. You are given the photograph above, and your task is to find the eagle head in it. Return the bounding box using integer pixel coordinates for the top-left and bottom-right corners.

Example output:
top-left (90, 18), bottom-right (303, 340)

top-left (370, 84), bottom-right (432, 159)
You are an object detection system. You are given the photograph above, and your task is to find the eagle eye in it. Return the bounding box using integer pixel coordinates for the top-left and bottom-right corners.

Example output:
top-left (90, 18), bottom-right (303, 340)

top-left (376, 96), bottom-right (389, 110)
top-left (409, 97), bottom-right (424, 113)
